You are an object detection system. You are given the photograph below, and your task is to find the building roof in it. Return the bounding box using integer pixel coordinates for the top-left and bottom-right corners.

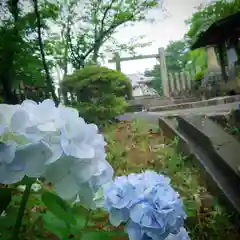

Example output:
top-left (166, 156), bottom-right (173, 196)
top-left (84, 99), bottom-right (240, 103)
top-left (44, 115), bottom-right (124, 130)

top-left (191, 11), bottom-right (240, 50)
top-left (127, 73), bottom-right (153, 87)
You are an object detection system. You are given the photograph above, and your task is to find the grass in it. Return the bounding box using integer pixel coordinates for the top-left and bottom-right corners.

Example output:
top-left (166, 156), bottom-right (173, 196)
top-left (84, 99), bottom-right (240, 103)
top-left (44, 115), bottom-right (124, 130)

top-left (209, 110), bottom-right (240, 142)
top-left (103, 119), bottom-right (240, 240)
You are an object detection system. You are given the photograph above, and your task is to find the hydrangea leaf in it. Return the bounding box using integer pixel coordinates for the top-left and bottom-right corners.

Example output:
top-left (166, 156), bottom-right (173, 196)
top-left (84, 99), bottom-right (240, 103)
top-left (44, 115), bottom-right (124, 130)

top-left (81, 232), bottom-right (112, 240)
top-left (0, 188), bottom-right (12, 214)
top-left (42, 191), bottom-right (76, 226)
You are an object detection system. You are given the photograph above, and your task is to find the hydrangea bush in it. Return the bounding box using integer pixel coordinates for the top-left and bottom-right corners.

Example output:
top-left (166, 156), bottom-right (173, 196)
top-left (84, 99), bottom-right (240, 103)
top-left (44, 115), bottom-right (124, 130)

top-left (0, 99), bottom-right (190, 239)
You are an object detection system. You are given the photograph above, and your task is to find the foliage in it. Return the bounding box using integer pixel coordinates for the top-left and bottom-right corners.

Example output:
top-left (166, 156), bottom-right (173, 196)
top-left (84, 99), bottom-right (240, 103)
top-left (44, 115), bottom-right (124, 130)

top-left (64, 0), bottom-right (161, 68)
top-left (184, 48), bottom-right (207, 72)
top-left (61, 66), bottom-right (132, 124)
top-left (193, 71), bottom-right (205, 82)
top-left (0, 99), bottom-right (114, 239)
top-left (104, 119), bottom-right (240, 239)
top-left (165, 40), bottom-right (189, 72)
top-left (144, 64), bottom-right (163, 95)
top-left (0, 0), bottom-right (60, 103)
top-left (185, 0), bottom-right (240, 46)
top-left (144, 0), bottom-right (240, 86)
top-left (0, 101), bottom-right (192, 240)
top-left (144, 40), bottom-right (189, 94)
top-left (0, 105), bottom-right (239, 240)
top-left (0, 0), bottom-right (158, 105)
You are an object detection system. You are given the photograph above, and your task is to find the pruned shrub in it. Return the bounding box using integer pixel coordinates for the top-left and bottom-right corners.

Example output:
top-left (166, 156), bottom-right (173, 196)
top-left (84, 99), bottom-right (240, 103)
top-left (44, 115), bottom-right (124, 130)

top-left (61, 66), bottom-right (132, 124)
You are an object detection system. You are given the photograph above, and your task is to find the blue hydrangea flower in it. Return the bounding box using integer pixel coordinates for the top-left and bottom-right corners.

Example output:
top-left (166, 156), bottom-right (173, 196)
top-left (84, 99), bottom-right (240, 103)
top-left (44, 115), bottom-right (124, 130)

top-left (104, 171), bottom-right (188, 240)
top-left (104, 176), bottom-right (138, 226)
top-left (165, 227), bottom-right (190, 240)
top-left (128, 185), bottom-right (186, 240)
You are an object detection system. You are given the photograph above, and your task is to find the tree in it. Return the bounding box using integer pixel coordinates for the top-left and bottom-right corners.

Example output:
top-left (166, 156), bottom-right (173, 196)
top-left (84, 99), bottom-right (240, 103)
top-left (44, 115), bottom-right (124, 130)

top-left (165, 40), bottom-right (189, 72)
top-left (185, 0), bottom-right (240, 46)
top-left (144, 65), bottom-right (162, 95)
top-left (143, 40), bottom-right (188, 95)
top-left (65, 0), bottom-right (160, 69)
top-left (32, 0), bottom-right (59, 104)
top-left (0, 0), bottom-right (160, 104)
top-left (184, 48), bottom-right (207, 72)
top-left (61, 66), bottom-right (132, 124)
top-left (0, 0), bottom-right (61, 103)
top-left (0, 0), bottom-right (20, 103)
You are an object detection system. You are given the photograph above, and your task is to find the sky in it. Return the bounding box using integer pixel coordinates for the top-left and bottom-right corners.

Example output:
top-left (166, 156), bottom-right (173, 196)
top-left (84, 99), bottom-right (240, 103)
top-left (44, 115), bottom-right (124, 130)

top-left (105, 0), bottom-right (208, 74)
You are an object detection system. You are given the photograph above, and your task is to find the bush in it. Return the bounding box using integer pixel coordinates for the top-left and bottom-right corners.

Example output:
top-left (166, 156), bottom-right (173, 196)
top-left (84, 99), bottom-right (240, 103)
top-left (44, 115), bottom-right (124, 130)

top-left (61, 66), bottom-right (132, 124)
top-left (193, 71), bottom-right (205, 82)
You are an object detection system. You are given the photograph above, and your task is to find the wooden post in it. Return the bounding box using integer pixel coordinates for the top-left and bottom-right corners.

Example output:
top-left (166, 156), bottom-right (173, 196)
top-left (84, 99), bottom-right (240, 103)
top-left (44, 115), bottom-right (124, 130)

top-left (114, 53), bottom-right (121, 71)
top-left (158, 48), bottom-right (169, 97)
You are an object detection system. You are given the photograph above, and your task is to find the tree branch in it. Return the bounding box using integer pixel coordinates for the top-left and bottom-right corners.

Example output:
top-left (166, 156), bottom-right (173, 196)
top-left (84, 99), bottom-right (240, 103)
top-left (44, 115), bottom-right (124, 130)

top-left (32, 0), bottom-right (59, 104)
top-left (100, 0), bottom-right (117, 33)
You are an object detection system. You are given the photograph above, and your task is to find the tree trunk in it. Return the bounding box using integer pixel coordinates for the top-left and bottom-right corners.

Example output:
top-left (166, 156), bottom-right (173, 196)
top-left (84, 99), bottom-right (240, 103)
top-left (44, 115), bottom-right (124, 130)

top-left (62, 39), bottom-right (69, 104)
top-left (92, 43), bottom-right (101, 63)
top-left (0, 0), bottom-right (20, 104)
top-left (32, 0), bottom-right (59, 105)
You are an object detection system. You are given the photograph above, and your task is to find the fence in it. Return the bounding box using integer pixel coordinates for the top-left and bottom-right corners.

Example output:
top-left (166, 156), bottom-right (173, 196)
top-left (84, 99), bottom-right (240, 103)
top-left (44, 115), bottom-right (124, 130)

top-left (0, 80), bottom-right (57, 104)
top-left (109, 48), bottom-right (240, 99)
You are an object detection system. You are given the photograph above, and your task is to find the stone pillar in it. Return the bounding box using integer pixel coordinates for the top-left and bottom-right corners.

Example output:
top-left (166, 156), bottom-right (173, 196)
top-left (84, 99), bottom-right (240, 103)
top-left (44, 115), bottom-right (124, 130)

top-left (207, 46), bottom-right (221, 72)
top-left (185, 72), bottom-right (192, 90)
top-left (168, 73), bottom-right (175, 95)
top-left (216, 44), bottom-right (227, 81)
top-left (180, 72), bottom-right (186, 90)
top-left (175, 72), bottom-right (181, 93)
top-left (114, 52), bottom-right (121, 71)
top-left (158, 48), bottom-right (170, 97)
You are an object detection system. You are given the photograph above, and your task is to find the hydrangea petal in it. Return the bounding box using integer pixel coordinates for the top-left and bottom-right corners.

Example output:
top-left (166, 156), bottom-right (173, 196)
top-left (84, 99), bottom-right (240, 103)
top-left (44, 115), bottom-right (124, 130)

top-left (0, 142), bottom-right (17, 164)
top-left (0, 104), bottom-right (20, 125)
top-left (165, 227), bottom-right (190, 240)
top-left (53, 174), bottom-right (79, 200)
top-left (109, 208), bottom-right (129, 226)
top-left (61, 136), bottom-right (95, 159)
top-left (14, 142), bottom-right (53, 177)
top-left (11, 109), bottom-right (31, 132)
top-left (0, 164), bottom-right (25, 184)
top-left (77, 182), bottom-right (97, 209)
top-left (125, 221), bottom-right (143, 240)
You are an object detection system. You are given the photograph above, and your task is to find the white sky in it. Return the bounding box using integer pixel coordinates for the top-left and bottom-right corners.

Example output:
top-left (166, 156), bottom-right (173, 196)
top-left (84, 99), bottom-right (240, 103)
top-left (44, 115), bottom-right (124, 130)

top-left (105, 0), bottom-right (208, 74)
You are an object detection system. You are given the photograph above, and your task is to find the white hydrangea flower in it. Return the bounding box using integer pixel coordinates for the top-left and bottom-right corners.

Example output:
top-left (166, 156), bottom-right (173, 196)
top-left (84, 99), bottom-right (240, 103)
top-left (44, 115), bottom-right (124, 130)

top-left (0, 99), bottom-right (114, 205)
top-left (0, 141), bottom-right (53, 184)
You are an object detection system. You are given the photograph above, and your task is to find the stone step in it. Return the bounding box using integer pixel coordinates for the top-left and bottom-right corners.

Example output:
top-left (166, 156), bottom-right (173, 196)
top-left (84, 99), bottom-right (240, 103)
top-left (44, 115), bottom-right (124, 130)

top-left (158, 116), bottom-right (240, 213)
top-left (149, 95), bottom-right (240, 112)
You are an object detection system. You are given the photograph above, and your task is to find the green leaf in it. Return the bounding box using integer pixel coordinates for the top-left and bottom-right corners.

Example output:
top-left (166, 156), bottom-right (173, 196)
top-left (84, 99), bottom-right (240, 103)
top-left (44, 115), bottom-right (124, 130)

top-left (0, 188), bottom-right (12, 214)
top-left (0, 215), bottom-right (16, 239)
top-left (81, 232), bottom-right (112, 240)
top-left (15, 176), bottom-right (36, 186)
top-left (41, 191), bottom-right (76, 226)
top-left (42, 211), bottom-right (71, 239)
top-left (185, 200), bottom-right (198, 217)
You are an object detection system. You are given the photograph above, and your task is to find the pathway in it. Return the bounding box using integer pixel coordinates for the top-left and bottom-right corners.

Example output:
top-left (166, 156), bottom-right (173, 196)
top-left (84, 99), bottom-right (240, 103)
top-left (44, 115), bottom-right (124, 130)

top-left (118, 101), bottom-right (240, 121)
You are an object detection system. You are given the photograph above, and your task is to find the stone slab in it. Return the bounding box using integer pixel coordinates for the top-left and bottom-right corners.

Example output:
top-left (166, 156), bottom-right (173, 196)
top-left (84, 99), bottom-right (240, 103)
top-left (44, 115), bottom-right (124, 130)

top-left (177, 116), bottom-right (240, 177)
top-left (149, 95), bottom-right (240, 112)
top-left (158, 117), bottom-right (240, 213)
